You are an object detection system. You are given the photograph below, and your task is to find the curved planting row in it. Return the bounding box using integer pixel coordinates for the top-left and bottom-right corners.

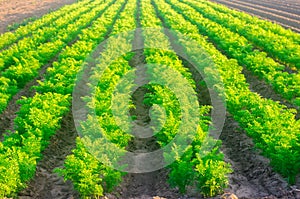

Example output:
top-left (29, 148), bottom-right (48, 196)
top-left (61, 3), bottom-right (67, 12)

top-left (203, 0), bottom-right (300, 45)
top-left (0, 0), bottom-right (299, 197)
top-left (153, 0), bottom-right (300, 184)
top-left (56, 0), bottom-right (233, 197)
top-left (181, 0), bottom-right (300, 70)
top-left (0, 0), bottom-right (111, 113)
top-left (167, 0), bottom-right (300, 107)
top-left (0, 0), bottom-right (93, 51)
top-left (141, 0), bottom-right (231, 196)
top-left (0, 0), bottom-right (124, 197)
top-left (212, 0), bottom-right (300, 34)
top-left (55, 0), bottom-right (137, 197)
top-left (0, 0), bottom-right (96, 72)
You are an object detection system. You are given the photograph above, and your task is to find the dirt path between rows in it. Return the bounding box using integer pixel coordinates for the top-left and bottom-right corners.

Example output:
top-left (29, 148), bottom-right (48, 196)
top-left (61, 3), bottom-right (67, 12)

top-left (211, 0), bottom-right (300, 33)
top-left (0, 0), bottom-right (76, 34)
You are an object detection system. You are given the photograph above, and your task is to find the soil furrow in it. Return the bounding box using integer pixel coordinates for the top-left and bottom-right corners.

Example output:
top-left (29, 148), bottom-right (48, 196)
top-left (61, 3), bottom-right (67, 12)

top-left (219, 0), bottom-right (300, 21)
top-left (212, 0), bottom-right (300, 25)
top-left (220, 115), bottom-right (297, 199)
top-left (155, 1), bottom-right (300, 198)
top-left (110, 0), bottom-right (180, 198)
top-left (15, 0), bottom-right (127, 197)
top-left (18, 110), bottom-right (79, 199)
top-left (235, 0), bottom-right (300, 15)
top-left (256, 0), bottom-right (300, 8)
top-left (0, 54), bottom-right (59, 141)
top-left (211, 0), bottom-right (300, 32)
top-left (242, 68), bottom-right (299, 119)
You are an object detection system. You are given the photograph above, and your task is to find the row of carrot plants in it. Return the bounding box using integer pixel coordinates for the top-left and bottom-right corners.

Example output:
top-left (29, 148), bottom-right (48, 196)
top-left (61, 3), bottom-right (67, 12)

top-left (58, 0), bottom-right (232, 196)
top-left (183, 0), bottom-right (300, 70)
top-left (0, 0), bottom-right (92, 50)
top-left (153, 0), bottom-right (300, 184)
top-left (141, 0), bottom-right (231, 196)
top-left (0, 0), bottom-right (109, 113)
top-left (166, 0), bottom-right (300, 107)
top-left (55, 0), bottom-right (137, 197)
top-left (0, 0), bottom-right (94, 72)
top-left (0, 0), bottom-right (123, 197)
top-left (200, 0), bottom-right (300, 45)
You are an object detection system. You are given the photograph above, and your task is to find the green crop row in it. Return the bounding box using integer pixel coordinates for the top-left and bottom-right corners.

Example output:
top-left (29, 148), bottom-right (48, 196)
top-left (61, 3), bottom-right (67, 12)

top-left (166, 0), bottom-right (300, 107)
top-left (200, 0), bottom-right (300, 45)
top-left (141, 0), bottom-right (231, 196)
top-left (0, 0), bottom-right (111, 114)
top-left (55, 0), bottom-right (137, 197)
top-left (184, 0), bottom-right (300, 70)
top-left (153, 0), bottom-right (300, 184)
top-left (0, 0), bottom-right (96, 72)
top-left (0, 93), bottom-right (70, 197)
top-left (0, 0), bottom-right (123, 197)
top-left (0, 0), bottom-right (93, 50)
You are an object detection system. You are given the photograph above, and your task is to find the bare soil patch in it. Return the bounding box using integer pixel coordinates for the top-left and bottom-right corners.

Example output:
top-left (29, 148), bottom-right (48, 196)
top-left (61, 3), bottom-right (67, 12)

top-left (0, 0), bottom-right (76, 33)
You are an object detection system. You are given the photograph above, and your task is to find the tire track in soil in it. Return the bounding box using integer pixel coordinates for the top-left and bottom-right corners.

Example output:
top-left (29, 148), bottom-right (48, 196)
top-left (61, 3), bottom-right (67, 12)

top-left (154, 1), bottom-right (300, 198)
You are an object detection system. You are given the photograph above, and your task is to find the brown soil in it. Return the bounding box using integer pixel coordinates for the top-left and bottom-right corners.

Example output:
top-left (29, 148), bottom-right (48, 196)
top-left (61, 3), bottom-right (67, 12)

top-left (18, 110), bottom-right (79, 199)
top-left (15, 1), bottom-right (126, 198)
top-left (242, 68), bottom-right (299, 119)
top-left (153, 1), bottom-right (300, 198)
top-left (0, 0), bottom-right (76, 34)
top-left (220, 115), bottom-right (300, 199)
top-left (108, 1), bottom-right (186, 197)
top-left (211, 0), bottom-right (300, 33)
top-left (0, 57), bottom-right (55, 141)
top-left (168, 38), bottom-right (300, 199)
top-left (0, 0), bottom-right (298, 198)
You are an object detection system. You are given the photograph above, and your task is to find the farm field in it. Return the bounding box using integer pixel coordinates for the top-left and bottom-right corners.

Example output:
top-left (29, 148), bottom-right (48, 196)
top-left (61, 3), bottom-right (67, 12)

top-left (211, 0), bottom-right (300, 33)
top-left (0, 0), bottom-right (77, 33)
top-left (0, 0), bottom-right (299, 199)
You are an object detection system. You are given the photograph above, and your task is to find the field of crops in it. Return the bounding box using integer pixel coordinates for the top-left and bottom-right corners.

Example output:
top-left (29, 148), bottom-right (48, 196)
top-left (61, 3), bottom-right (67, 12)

top-left (0, 0), bottom-right (299, 198)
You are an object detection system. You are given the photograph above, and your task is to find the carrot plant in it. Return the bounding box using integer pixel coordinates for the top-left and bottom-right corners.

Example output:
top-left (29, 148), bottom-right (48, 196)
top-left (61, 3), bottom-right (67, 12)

top-left (141, 0), bottom-right (232, 196)
top-left (154, 0), bottom-right (300, 184)
top-left (56, 0), bottom-right (137, 197)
